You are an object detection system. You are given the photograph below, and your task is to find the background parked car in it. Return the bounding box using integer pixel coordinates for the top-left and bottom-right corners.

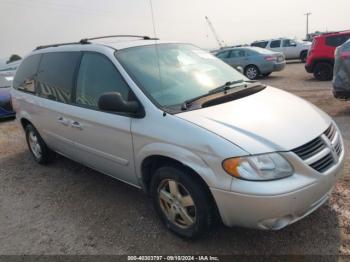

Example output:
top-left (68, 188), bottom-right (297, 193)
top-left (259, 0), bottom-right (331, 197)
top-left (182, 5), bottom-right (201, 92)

top-left (215, 47), bottom-right (285, 80)
top-left (305, 31), bottom-right (350, 81)
top-left (0, 61), bottom-right (19, 119)
top-left (251, 38), bottom-right (311, 62)
top-left (333, 39), bottom-right (350, 100)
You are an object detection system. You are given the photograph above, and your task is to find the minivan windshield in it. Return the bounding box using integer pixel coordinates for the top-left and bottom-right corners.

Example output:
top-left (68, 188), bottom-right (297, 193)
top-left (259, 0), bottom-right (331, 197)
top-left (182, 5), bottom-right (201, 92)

top-left (115, 44), bottom-right (247, 108)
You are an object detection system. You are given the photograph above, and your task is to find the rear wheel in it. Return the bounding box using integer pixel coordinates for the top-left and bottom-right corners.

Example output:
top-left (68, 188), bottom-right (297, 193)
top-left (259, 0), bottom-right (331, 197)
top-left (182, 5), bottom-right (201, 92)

top-left (25, 124), bottom-right (55, 164)
top-left (313, 62), bottom-right (333, 81)
top-left (150, 165), bottom-right (215, 239)
top-left (244, 65), bottom-right (260, 80)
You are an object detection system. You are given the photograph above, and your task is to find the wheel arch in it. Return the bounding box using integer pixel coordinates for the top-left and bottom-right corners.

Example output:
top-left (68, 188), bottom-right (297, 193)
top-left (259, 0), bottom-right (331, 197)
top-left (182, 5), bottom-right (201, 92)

top-left (140, 154), bottom-right (221, 222)
top-left (309, 58), bottom-right (334, 71)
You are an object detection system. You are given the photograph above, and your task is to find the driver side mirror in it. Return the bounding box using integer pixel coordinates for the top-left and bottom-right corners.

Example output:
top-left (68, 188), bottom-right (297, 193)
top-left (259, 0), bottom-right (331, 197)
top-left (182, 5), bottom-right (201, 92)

top-left (290, 42), bottom-right (297, 47)
top-left (98, 92), bottom-right (141, 116)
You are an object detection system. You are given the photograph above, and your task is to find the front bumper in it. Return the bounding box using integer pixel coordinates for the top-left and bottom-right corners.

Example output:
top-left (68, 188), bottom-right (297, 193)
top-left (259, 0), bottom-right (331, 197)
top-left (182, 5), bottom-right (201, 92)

top-left (211, 150), bottom-right (345, 230)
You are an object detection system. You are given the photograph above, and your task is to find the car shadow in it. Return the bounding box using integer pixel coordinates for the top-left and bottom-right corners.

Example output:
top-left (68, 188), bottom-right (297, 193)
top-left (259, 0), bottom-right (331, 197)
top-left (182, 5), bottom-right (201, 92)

top-left (0, 151), bottom-right (343, 255)
top-left (0, 116), bottom-right (16, 124)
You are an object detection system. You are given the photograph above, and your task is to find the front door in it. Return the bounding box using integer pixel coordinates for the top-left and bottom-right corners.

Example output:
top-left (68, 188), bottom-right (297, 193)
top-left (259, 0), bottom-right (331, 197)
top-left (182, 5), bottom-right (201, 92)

top-left (68, 52), bottom-right (138, 185)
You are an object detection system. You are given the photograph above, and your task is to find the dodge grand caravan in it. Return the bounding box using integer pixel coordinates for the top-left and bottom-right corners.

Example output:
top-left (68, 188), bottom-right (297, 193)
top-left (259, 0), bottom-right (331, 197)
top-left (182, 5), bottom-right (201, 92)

top-left (11, 36), bottom-right (345, 238)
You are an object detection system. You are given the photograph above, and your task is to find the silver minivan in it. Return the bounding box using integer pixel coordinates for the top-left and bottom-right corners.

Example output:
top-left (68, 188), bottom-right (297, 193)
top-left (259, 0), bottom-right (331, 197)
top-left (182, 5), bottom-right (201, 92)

top-left (11, 36), bottom-right (345, 238)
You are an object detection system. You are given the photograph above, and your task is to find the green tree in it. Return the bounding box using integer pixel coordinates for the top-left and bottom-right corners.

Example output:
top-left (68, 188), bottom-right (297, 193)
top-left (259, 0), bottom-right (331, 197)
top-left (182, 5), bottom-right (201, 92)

top-left (6, 54), bottom-right (22, 64)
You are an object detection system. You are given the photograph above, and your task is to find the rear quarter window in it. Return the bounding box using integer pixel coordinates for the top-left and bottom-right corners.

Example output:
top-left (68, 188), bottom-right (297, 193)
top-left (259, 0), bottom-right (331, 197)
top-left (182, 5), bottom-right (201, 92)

top-left (326, 35), bottom-right (350, 47)
top-left (251, 41), bottom-right (268, 48)
top-left (13, 55), bottom-right (41, 93)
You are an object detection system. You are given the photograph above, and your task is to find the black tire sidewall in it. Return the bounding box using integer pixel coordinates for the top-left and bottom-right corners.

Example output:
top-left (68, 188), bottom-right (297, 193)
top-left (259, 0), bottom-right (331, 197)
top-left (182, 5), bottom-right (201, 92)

top-left (150, 165), bottom-right (213, 239)
top-left (25, 125), bottom-right (53, 164)
top-left (314, 63), bottom-right (333, 81)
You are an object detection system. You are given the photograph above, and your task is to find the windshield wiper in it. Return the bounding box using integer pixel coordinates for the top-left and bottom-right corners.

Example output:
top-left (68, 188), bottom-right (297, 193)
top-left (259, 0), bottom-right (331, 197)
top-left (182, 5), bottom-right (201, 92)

top-left (208, 80), bottom-right (246, 94)
top-left (181, 79), bottom-right (252, 111)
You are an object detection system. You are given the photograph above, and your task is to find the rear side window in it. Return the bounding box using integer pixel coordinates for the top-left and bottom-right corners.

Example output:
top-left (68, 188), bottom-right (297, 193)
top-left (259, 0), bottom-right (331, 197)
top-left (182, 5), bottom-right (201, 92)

top-left (216, 50), bottom-right (231, 59)
top-left (326, 35), bottom-right (350, 47)
top-left (230, 50), bottom-right (245, 58)
top-left (37, 52), bottom-right (80, 103)
top-left (251, 41), bottom-right (268, 48)
top-left (75, 53), bottom-right (131, 109)
top-left (270, 40), bottom-right (281, 48)
top-left (13, 55), bottom-right (41, 93)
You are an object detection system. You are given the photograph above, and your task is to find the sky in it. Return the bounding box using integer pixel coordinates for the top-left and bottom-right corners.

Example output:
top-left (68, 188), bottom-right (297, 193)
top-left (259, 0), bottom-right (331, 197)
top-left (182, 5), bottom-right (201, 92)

top-left (0, 0), bottom-right (349, 62)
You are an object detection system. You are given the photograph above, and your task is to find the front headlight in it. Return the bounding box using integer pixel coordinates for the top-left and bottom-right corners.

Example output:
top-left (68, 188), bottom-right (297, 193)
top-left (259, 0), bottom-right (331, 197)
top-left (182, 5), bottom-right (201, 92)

top-left (222, 153), bottom-right (293, 181)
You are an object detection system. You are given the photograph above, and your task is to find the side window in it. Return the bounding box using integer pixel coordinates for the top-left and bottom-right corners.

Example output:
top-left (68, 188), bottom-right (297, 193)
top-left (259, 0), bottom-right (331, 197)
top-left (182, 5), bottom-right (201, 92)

top-left (326, 35), bottom-right (350, 47)
top-left (230, 50), bottom-right (245, 58)
top-left (251, 41), bottom-right (268, 48)
top-left (37, 52), bottom-right (80, 103)
top-left (75, 53), bottom-right (131, 109)
top-left (216, 50), bottom-right (230, 59)
top-left (13, 55), bottom-right (41, 93)
top-left (270, 40), bottom-right (281, 48)
top-left (283, 39), bottom-right (297, 47)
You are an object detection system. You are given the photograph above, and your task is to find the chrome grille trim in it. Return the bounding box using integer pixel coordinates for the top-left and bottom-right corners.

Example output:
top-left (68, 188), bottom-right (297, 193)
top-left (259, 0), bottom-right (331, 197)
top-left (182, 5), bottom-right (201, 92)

top-left (292, 123), bottom-right (343, 173)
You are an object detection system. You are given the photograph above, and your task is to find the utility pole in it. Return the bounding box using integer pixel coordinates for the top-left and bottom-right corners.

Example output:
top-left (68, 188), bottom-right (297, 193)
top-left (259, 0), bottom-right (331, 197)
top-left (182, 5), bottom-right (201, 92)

top-left (304, 12), bottom-right (312, 40)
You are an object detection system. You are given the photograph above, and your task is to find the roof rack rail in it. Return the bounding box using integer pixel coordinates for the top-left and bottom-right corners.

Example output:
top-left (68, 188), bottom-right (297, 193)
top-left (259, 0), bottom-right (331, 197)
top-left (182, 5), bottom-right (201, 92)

top-left (34, 35), bottom-right (158, 51)
top-left (80, 35), bottom-right (159, 44)
top-left (34, 42), bottom-right (81, 50)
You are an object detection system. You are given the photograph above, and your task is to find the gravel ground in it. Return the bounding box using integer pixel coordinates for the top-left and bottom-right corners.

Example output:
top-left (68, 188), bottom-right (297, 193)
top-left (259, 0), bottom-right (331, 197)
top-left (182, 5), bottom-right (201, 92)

top-left (0, 62), bottom-right (349, 255)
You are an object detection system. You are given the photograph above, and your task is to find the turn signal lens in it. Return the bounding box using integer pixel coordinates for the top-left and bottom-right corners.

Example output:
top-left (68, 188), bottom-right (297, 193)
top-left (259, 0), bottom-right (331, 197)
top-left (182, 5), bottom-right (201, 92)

top-left (222, 158), bottom-right (241, 178)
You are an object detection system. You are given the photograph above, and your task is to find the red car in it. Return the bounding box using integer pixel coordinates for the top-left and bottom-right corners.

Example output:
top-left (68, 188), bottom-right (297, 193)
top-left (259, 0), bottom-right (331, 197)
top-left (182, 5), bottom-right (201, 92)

top-left (305, 30), bottom-right (350, 81)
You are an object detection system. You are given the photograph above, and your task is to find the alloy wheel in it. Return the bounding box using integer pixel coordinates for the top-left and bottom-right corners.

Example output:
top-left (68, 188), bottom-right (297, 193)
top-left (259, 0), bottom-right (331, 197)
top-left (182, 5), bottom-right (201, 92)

top-left (28, 131), bottom-right (42, 159)
top-left (158, 179), bottom-right (196, 229)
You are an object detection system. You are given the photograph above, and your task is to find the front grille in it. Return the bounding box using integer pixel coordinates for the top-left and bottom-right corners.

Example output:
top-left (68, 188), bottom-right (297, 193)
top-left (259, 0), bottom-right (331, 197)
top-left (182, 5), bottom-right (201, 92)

top-left (292, 123), bottom-right (343, 173)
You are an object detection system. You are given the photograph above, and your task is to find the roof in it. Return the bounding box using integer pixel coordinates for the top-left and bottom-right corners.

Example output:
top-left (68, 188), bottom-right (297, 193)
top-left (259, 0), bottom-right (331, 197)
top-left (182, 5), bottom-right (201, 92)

top-left (30, 39), bottom-right (177, 56)
top-left (315, 30), bottom-right (350, 38)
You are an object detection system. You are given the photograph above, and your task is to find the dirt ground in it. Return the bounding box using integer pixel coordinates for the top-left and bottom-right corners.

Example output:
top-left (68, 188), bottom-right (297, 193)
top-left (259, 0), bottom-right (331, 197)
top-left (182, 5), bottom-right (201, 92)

top-left (0, 62), bottom-right (349, 255)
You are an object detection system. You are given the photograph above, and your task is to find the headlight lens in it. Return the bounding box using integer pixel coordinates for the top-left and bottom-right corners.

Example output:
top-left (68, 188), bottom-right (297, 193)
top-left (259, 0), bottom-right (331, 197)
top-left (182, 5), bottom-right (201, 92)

top-left (222, 153), bottom-right (293, 181)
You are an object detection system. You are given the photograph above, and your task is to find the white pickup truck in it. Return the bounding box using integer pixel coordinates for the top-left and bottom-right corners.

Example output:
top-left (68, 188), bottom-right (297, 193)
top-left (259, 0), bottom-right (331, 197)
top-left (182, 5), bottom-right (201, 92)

top-left (251, 38), bottom-right (311, 62)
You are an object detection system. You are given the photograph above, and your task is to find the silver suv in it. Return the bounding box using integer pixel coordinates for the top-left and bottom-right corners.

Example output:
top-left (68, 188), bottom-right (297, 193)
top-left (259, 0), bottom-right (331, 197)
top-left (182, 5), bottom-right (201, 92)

top-left (11, 36), bottom-right (345, 238)
top-left (251, 38), bottom-right (311, 62)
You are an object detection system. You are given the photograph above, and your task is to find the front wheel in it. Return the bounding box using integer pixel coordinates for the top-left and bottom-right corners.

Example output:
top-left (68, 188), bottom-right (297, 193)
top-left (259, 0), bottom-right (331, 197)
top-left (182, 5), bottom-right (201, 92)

top-left (244, 65), bottom-right (260, 80)
top-left (150, 165), bottom-right (215, 239)
top-left (300, 51), bottom-right (308, 63)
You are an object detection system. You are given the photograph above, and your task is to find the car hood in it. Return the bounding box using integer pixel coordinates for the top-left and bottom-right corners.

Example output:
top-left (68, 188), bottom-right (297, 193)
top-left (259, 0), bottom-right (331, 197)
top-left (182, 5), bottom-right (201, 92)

top-left (177, 86), bottom-right (331, 154)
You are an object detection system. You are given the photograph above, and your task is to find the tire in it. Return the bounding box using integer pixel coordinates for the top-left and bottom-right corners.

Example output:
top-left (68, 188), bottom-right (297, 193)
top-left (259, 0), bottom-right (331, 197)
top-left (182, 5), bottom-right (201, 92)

top-left (25, 124), bottom-right (55, 164)
top-left (244, 65), bottom-right (260, 80)
top-left (150, 165), bottom-right (215, 239)
top-left (262, 72), bottom-right (271, 77)
top-left (313, 62), bottom-right (333, 81)
top-left (300, 51), bottom-right (308, 63)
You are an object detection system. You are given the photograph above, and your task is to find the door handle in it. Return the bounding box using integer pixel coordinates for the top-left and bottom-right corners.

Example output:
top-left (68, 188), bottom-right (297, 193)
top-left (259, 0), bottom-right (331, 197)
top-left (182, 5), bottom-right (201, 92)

top-left (71, 121), bottom-right (83, 130)
top-left (58, 116), bottom-right (70, 126)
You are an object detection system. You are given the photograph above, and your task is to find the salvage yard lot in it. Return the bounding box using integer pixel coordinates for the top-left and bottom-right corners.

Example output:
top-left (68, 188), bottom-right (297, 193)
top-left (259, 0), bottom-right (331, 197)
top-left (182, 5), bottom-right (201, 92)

top-left (0, 62), bottom-right (349, 255)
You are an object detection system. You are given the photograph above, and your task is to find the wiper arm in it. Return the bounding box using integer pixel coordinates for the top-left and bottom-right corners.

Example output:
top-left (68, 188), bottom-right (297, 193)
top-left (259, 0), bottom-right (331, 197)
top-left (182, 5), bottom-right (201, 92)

top-left (208, 80), bottom-right (246, 95)
top-left (181, 80), bottom-right (251, 111)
